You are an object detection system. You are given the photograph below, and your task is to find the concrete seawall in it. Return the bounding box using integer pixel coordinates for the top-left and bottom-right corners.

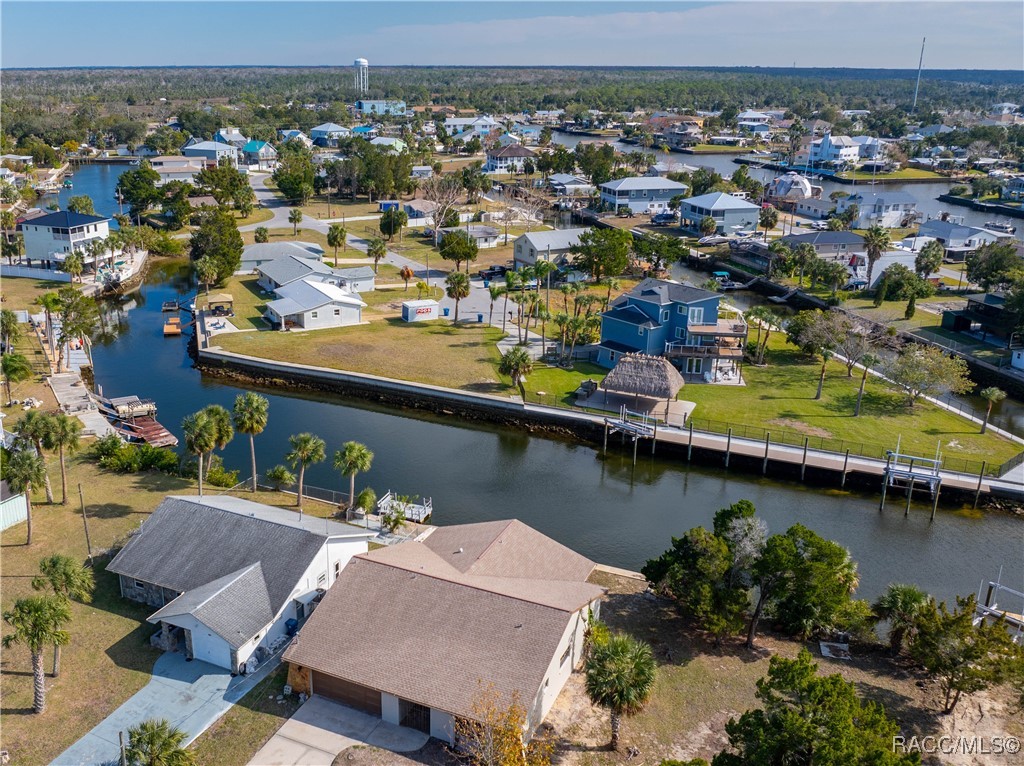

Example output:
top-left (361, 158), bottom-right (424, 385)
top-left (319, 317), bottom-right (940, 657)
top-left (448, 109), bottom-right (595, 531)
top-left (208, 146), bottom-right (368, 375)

top-left (196, 345), bottom-right (1022, 505)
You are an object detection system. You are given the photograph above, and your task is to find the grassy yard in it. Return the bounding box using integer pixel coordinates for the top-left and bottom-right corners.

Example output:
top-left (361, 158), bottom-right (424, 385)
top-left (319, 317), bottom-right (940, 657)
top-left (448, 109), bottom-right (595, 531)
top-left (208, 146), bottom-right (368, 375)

top-left (188, 665), bottom-right (300, 766)
top-left (197, 274), bottom-right (270, 331)
top-left (0, 450), bottom-right (349, 765)
top-left (0, 274), bottom-right (77, 313)
top-left (517, 362), bottom-right (608, 408)
top-left (681, 335), bottom-right (1018, 465)
top-left (684, 144), bottom-right (751, 154)
top-left (233, 207), bottom-right (274, 227)
top-left (215, 318), bottom-right (507, 392)
top-left (837, 168), bottom-right (945, 181)
top-left (241, 226), bottom-right (340, 253)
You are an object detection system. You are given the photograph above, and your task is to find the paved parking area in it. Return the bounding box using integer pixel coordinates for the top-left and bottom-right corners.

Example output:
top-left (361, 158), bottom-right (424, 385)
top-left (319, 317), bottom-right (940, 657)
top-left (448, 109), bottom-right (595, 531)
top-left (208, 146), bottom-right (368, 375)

top-left (248, 695), bottom-right (429, 766)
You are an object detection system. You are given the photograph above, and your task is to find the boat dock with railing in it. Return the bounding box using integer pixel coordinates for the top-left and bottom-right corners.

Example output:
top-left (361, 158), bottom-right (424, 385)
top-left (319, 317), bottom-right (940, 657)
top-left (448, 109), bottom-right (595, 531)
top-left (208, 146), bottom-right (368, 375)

top-left (94, 393), bottom-right (178, 448)
top-left (377, 490), bottom-right (433, 523)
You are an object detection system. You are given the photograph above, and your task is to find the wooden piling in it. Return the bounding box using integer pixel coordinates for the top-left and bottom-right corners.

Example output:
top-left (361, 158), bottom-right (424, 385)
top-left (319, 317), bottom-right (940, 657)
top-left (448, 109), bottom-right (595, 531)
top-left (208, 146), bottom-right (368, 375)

top-left (725, 428), bottom-right (733, 468)
top-left (800, 437), bottom-right (809, 481)
top-left (651, 421), bottom-right (657, 456)
top-left (973, 461), bottom-right (986, 510)
top-left (930, 485), bottom-right (940, 522)
top-left (632, 435), bottom-right (638, 467)
top-left (603, 421), bottom-right (608, 454)
top-left (904, 477), bottom-right (913, 517)
top-left (687, 420), bottom-right (694, 461)
top-left (880, 453), bottom-right (892, 511)
top-left (762, 432), bottom-right (770, 475)
top-left (840, 449), bottom-right (850, 488)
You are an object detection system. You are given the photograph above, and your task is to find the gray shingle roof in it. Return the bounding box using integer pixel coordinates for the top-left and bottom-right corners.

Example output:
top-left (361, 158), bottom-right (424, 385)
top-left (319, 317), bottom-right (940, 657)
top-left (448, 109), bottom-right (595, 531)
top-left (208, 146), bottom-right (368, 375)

top-left (681, 191), bottom-right (760, 211)
top-left (621, 277), bottom-right (717, 306)
top-left (517, 227), bottom-right (590, 253)
top-left (782, 231), bottom-right (865, 247)
top-left (108, 496), bottom-right (369, 641)
top-left (149, 564), bottom-right (273, 649)
top-left (283, 520), bottom-right (603, 720)
top-left (600, 176), bottom-right (688, 192)
top-left (257, 254), bottom-right (336, 286)
top-left (604, 305), bottom-right (658, 329)
top-left (241, 241), bottom-right (324, 265)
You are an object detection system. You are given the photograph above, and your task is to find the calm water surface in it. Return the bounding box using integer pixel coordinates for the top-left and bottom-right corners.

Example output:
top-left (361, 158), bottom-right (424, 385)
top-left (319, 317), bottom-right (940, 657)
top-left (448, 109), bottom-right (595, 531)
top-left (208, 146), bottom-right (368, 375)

top-left (88, 259), bottom-right (1024, 605)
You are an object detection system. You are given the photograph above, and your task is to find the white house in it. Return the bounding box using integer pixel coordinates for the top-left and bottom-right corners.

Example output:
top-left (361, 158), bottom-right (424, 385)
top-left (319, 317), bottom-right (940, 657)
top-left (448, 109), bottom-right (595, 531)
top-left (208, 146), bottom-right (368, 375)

top-left (439, 225), bottom-right (500, 249)
top-left (182, 141), bottom-right (239, 168)
top-left (334, 266), bottom-right (376, 293)
top-left (242, 141), bottom-right (278, 170)
top-left (851, 135), bottom-right (888, 161)
top-left (809, 133), bottom-right (860, 166)
top-left (678, 191), bottom-right (760, 234)
top-left (240, 242), bottom-right (324, 274)
top-left (513, 227), bottom-right (590, 270)
top-left (369, 136), bottom-right (407, 154)
top-left (283, 520), bottom-right (605, 742)
top-left (444, 115), bottom-right (499, 136)
top-left (404, 199), bottom-right (439, 223)
top-left (599, 177), bottom-right (688, 214)
top-left (256, 254), bottom-right (339, 291)
top-left (0, 480), bottom-right (28, 533)
top-left (107, 495), bottom-right (375, 673)
top-left (213, 127), bottom-right (248, 149)
top-left (484, 145), bottom-right (536, 173)
top-left (264, 278), bottom-right (366, 330)
top-left (310, 123), bottom-right (351, 146)
top-left (835, 191), bottom-right (919, 229)
top-left (149, 155), bottom-right (206, 187)
top-left (736, 110), bottom-right (772, 125)
top-left (915, 220), bottom-right (1008, 261)
top-left (19, 210), bottom-right (112, 268)
top-left (548, 173), bottom-right (595, 198)
top-left (410, 165), bottom-right (434, 180)
top-left (278, 130), bottom-right (314, 148)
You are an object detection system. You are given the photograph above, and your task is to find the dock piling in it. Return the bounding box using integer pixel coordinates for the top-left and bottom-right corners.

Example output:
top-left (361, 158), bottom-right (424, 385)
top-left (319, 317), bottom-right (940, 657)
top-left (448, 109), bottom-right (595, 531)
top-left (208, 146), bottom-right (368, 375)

top-left (930, 485), bottom-right (940, 522)
top-left (880, 453), bottom-right (892, 511)
top-left (651, 421), bottom-right (657, 456)
top-left (687, 420), bottom-right (693, 461)
top-left (800, 437), bottom-right (809, 481)
top-left (905, 477), bottom-right (913, 517)
top-left (762, 432), bottom-right (770, 475)
top-left (841, 449), bottom-right (850, 488)
top-left (725, 428), bottom-right (733, 468)
top-left (603, 421), bottom-right (608, 454)
top-left (632, 435), bottom-right (638, 467)
top-left (973, 461), bottom-right (986, 510)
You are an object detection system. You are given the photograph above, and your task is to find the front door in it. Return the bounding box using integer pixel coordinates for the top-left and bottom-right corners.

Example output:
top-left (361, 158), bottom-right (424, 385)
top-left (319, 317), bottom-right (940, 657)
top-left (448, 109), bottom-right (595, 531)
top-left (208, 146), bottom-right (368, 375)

top-left (399, 698), bottom-right (431, 734)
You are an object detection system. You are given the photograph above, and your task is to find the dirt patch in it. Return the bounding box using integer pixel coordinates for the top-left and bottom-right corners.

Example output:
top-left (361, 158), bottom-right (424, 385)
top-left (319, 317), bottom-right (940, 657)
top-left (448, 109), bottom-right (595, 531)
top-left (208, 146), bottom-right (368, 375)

top-left (766, 417), bottom-right (834, 439)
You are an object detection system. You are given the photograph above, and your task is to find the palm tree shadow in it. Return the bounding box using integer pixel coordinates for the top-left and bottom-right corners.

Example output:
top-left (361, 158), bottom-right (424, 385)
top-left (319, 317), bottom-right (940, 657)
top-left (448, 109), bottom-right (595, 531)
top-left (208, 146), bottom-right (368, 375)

top-left (86, 502), bottom-right (138, 520)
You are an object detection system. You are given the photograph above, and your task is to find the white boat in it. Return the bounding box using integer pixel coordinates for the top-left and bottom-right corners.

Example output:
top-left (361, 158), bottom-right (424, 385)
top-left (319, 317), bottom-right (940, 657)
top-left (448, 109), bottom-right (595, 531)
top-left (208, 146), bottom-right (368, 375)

top-left (984, 220), bottom-right (1017, 235)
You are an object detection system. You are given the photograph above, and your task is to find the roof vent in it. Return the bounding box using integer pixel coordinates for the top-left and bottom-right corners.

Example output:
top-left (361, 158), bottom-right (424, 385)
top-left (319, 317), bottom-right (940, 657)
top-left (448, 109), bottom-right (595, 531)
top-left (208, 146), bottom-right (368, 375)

top-left (455, 547), bottom-right (464, 554)
top-left (514, 623), bottom-right (524, 629)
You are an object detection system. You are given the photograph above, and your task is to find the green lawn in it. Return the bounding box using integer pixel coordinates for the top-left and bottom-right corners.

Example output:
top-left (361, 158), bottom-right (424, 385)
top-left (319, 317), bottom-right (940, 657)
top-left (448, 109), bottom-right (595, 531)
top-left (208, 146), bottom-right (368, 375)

top-left (215, 318), bottom-right (507, 392)
top-left (198, 274), bottom-right (270, 331)
top-left (685, 144), bottom-right (751, 153)
top-left (837, 168), bottom-right (945, 181)
top-left (517, 362), bottom-right (609, 408)
top-left (681, 335), bottom-right (1018, 467)
top-left (0, 274), bottom-right (78, 313)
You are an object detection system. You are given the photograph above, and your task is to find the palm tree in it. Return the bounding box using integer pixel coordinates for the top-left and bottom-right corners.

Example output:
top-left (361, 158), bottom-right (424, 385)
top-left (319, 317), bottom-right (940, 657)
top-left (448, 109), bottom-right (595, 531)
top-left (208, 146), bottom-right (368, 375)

top-left (125, 718), bottom-right (196, 766)
top-left (288, 208), bottom-right (302, 236)
top-left (498, 347), bottom-right (534, 400)
top-left (979, 387), bottom-right (1007, 434)
top-left (5, 448), bottom-right (46, 545)
top-left (487, 284), bottom-right (505, 328)
top-left (503, 271), bottom-right (522, 332)
top-left (792, 243), bottom-right (817, 287)
top-left (194, 256), bottom-right (218, 297)
top-left (445, 271), bottom-right (470, 323)
top-left (744, 306), bottom-right (781, 366)
top-left (814, 348), bottom-right (832, 400)
top-left (1, 307), bottom-right (22, 352)
top-left (333, 441), bottom-right (374, 509)
top-left (327, 224), bottom-right (347, 266)
top-left (64, 251), bottom-right (84, 284)
top-left (400, 265), bottom-right (414, 290)
top-left (2, 595), bottom-right (71, 713)
top-left (605, 277), bottom-right (621, 303)
top-left (286, 432), bottom-right (326, 513)
top-left (854, 353), bottom-right (879, 417)
top-left (232, 392), bottom-right (270, 492)
top-left (36, 291), bottom-right (62, 352)
top-left (863, 225), bottom-right (891, 288)
top-left (202, 404), bottom-right (234, 465)
top-left (15, 411), bottom-right (55, 504)
top-left (872, 583), bottom-right (930, 655)
top-left (32, 554), bottom-right (95, 676)
top-left (43, 413), bottom-right (82, 505)
top-left (367, 237), bottom-right (387, 274)
top-left (584, 634), bottom-right (656, 751)
top-left (181, 411), bottom-right (216, 497)
top-left (2, 352), bottom-right (32, 403)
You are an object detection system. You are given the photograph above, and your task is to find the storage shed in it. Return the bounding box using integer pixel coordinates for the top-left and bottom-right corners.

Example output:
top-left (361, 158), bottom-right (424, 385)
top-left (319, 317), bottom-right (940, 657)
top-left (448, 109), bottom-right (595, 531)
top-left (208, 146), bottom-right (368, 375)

top-left (402, 299), bottom-right (439, 322)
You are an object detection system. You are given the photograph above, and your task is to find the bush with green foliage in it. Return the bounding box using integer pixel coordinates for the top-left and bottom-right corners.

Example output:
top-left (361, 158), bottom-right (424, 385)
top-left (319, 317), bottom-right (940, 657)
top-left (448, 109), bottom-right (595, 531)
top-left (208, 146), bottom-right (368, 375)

top-left (89, 434), bottom-right (179, 474)
top-left (265, 464), bottom-right (295, 489)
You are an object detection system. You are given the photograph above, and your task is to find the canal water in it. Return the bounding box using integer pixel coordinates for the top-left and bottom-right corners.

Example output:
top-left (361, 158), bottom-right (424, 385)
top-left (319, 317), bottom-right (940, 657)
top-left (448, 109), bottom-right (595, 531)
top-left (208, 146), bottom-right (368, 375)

top-left (550, 132), bottom-right (1020, 232)
top-left (88, 258), bottom-right (1024, 606)
top-left (41, 162), bottom-right (130, 221)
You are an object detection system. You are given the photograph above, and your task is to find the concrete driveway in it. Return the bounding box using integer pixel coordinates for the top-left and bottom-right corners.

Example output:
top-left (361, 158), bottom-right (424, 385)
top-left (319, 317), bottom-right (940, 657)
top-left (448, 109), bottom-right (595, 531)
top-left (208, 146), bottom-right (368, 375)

top-left (248, 695), bottom-right (429, 766)
top-left (52, 652), bottom-right (280, 766)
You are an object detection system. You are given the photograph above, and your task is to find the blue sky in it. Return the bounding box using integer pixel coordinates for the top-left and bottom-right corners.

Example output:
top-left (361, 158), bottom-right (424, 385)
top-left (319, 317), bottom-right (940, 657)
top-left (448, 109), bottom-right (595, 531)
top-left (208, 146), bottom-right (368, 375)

top-left (2, 2), bottom-right (1021, 69)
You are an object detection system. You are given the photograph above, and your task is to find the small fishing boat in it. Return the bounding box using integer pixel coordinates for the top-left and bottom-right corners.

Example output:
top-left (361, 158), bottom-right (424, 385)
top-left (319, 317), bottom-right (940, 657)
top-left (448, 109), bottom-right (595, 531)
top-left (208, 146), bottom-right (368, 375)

top-left (62, 179), bottom-right (73, 189)
top-left (93, 394), bottom-right (178, 448)
top-left (984, 220), bottom-right (1017, 235)
top-left (161, 300), bottom-right (180, 312)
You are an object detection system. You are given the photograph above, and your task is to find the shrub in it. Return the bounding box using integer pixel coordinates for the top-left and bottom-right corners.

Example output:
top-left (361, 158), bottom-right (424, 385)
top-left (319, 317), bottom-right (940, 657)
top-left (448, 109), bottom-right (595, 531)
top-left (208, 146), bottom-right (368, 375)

top-left (90, 433), bottom-right (124, 461)
top-left (95, 439), bottom-right (180, 474)
top-left (266, 464), bottom-right (295, 489)
top-left (949, 185), bottom-right (969, 197)
top-left (204, 454), bottom-right (239, 488)
top-left (355, 486), bottom-right (377, 513)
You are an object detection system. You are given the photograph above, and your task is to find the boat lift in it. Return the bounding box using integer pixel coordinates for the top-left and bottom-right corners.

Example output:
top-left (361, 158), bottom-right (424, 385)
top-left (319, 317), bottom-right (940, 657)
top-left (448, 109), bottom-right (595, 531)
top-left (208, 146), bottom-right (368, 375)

top-left (879, 437), bottom-right (943, 520)
top-left (976, 568), bottom-right (1024, 644)
top-left (603, 405), bottom-right (658, 467)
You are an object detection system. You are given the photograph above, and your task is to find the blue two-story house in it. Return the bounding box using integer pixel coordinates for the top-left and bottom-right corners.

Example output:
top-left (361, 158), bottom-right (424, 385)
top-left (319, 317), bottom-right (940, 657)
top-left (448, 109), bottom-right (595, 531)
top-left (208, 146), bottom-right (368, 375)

top-left (596, 278), bottom-right (748, 381)
top-left (599, 177), bottom-right (688, 214)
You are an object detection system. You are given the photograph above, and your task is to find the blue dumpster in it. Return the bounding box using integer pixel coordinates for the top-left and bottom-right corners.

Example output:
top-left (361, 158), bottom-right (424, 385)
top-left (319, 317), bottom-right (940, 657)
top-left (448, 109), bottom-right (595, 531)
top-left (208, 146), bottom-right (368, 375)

top-left (443, 307), bottom-right (450, 317)
top-left (285, 618), bottom-right (298, 636)
top-left (477, 313), bottom-right (484, 323)
top-left (483, 279), bottom-right (490, 288)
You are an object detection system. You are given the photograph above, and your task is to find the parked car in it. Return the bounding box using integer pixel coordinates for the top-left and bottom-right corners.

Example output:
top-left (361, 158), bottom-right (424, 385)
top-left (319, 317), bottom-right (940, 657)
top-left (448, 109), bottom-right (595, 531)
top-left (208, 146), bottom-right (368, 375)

top-left (478, 265), bottom-right (508, 280)
top-left (810, 220), bottom-right (830, 231)
top-left (651, 212), bottom-right (678, 226)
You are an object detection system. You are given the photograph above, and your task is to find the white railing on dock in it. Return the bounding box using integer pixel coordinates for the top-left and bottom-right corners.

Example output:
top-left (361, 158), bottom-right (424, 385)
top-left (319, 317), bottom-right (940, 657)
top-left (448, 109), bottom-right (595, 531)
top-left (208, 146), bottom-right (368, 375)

top-left (378, 490), bottom-right (433, 523)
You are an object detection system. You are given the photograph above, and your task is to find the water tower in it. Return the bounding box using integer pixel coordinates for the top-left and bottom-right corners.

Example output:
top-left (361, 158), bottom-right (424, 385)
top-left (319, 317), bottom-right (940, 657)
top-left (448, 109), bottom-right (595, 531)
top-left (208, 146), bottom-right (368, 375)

top-left (354, 58), bottom-right (369, 94)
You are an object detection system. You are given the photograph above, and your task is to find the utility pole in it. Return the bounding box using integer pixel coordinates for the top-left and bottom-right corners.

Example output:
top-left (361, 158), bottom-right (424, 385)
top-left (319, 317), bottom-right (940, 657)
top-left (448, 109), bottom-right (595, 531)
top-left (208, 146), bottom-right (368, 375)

top-left (912, 37), bottom-right (926, 114)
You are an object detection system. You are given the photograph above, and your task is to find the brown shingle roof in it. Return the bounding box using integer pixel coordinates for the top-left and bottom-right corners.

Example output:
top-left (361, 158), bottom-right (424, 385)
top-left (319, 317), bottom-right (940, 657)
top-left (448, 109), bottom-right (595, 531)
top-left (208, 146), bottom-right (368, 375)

top-left (283, 521), bottom-right (604, 719)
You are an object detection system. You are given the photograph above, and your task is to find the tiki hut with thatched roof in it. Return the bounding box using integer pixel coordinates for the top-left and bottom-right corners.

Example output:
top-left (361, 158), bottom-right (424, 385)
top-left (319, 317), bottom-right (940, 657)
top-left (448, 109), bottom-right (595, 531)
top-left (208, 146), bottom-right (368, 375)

top-left (601, 353), bottom-right (685, 407)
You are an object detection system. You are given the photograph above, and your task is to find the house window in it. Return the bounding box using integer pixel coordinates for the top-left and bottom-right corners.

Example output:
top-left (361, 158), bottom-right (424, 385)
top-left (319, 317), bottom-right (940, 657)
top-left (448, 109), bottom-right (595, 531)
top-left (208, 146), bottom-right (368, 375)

top-left (677, 305), bottom-right (685, 314)
top-left (334, 561), bottom-right (341, 578)
top-left (317, 572), bottom-right (327, 587)
top-left (661, 309), bottom-right (669, 322)
top-left (334, 309), bottom-right (341, 316)
top-left (134, 579), bottom-right (146, 589)
top-left (686, 358), bottom-right (703, 374)
top-left (688, 307), bottom-right (704, 325)
top-left (560, 644), bottom-right (572, 666)
top-left (311, 311), bottom-right (318, 318)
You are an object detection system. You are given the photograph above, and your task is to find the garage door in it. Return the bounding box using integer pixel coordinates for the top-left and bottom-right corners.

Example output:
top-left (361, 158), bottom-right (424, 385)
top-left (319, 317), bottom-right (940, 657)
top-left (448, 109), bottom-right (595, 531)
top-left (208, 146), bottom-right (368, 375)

top-left (311, 671), bottom-right (382, 716)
